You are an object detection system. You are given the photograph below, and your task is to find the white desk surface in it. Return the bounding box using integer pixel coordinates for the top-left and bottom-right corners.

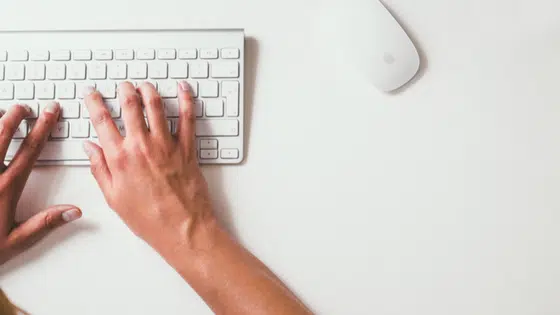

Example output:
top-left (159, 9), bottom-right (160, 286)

top-left (2, 0), bottom-right (560, 314)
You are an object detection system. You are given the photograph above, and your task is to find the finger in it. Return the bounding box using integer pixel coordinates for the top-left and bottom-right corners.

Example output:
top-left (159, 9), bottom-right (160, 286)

top-left (118, 82), bottom-right (147, 138)
top-left (83, 86), bottom-right (122, 150)
top-left (83, 140), bottom-right (112, 192)
top-left (7, 205), bottom-right (81, 253)
top-left (5, 102), bottom-right (60, 181)
top-left (0, 104), bottom-right (32, 161)
top-left (138, 82), bottom-right (170, 139)
top-left (177, 81), bottom-right (197, 154)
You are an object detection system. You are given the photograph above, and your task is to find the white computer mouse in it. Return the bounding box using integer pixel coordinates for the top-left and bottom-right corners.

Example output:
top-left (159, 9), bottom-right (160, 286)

top-left (315, 0), bottom-right (421, 92)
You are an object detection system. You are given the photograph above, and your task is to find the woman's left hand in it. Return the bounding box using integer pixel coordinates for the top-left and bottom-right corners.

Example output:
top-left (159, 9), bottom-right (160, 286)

top-left (0, 102), bottom-right (82, 265)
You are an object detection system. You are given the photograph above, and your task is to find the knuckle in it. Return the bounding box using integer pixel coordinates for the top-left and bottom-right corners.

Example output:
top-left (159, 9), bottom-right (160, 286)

top-left (92, 111), bottom-right (112, 126)
top-left (90, 160), bottom-right (104, 177)
top-left (0, 121), bottom-right (11, 138)
top-left (110, 148), bottom-right (129, 169)
top-left (131, 140), bottom-right (149, 157)
top-left (20, 135), bottom-right (42, 151)
top-left (88, 91), bottom-right (104, 103)
top-left (122, 94), bottom-right (140, 109)
top-left (43, 212), bottom-right (56, 230)
top-left (184, 106), bottom-right (196, 123)
top-left (147, 95), bottom-right (163, 108)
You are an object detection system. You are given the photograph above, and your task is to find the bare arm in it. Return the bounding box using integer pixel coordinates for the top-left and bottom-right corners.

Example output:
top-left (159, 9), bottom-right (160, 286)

top-left (82, 82), bottom-right (313, 315)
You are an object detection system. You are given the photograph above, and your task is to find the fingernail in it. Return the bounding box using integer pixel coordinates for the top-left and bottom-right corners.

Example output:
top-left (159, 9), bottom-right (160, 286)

top-left (82, 86), bottom-right (96, 97)
top-left (179, 81), bottom-right (190, 92)
top-left (45, 102), bottom-right (60, 114)
top-left (62, 208), bottom-right (81, 222)
top-left (83, 141), bottom-right (94, 157)
top-left (19, 104), bottom-right (32, 113)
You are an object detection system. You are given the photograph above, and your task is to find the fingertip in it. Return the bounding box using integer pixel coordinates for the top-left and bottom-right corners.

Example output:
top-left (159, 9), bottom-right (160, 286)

top-left (82, 85), bottom-right (97, 99)
top-left (83, 140), bottom-right (99, 158)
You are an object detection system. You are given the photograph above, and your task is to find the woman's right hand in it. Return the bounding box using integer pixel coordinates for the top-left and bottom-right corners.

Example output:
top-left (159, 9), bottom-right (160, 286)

top-left (82, 81), bottom-right (218, 253)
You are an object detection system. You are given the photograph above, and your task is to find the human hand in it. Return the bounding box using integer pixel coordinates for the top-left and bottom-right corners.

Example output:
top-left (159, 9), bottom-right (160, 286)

top-left (0, 103), bottom-right (82, 265)
top-left (82, 82), bottom-right (216, 253)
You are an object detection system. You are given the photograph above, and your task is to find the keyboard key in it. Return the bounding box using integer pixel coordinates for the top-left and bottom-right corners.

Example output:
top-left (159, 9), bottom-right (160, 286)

top-left (112, 120), bottom-right (126, 136)
top-left (68, 63), bottom-right (87, 80)
top-left (137, 49), bottom-right (155, 60)
top-left (70, 120), bottom-right (89, 138)
top-left (76, 81), bottom-right (96, 99)
top-left (14, 121), bottom-right (28, 139)
top-left (195, 119), bottom-right (239, 136)
top-left (23, 101), bottom-right (39, 118)
top-left (59, 101), bottom-right (80, 118)
top-left (88, 63), bottom-right (107, 80)
top-left (222, 81), bottom-right (240, 117)
top-left (39, 102), bottom-right (52, 116)
top-left (0, 83), bottom-right (14, 100)
top-left (163, 99), bottom-right (179, 117)
top-left (36, 82), bottom-right (55, 100)
top-left (129, 62), bottom-right (148, 79)
top-left (170, 119), bottom-right (178, 134)
top-left (158, 49), bottom-right (176, 60)
top-left (200, 81), bottom-right (219, 98)
top-left (148, 62), bottom-right (168, 79)
top-left (200, 49), bottom-right (218, 59)
top-left (73, 50), bottom-right (92, 61)
top-left (158, 81), bottom-right (177, 98)
top-left (0, 51), bottom-right (6, 61)
top-left (178, 49), bottom-right (197, 59)
top-left (200, 149), bottom-right (218, 159)
top-left (145, 80), bottom-right (158, 89)
top-left (82, 102), bottom-right (91, 118)
top-left (200, 139), bottom-right (218, 149)
top-left (108, 63), bottom-right (127, 79)
top-left (30, 50), bottom-right (50, 61)
top-left (46, 64), bottom-right (66, 80)
top-left (15, 82), bottom-right (34, 100)
top-left (51, 121), bottom-right (69, 138)
top-left (6, 64), bottom-right (25, 81)
top-left (105, 99), bottom-right (121, 117)
top-left (56, 82), bottom-right (76, 99)
top-left (9, 50), bottom-right (29, 61)
top-left (205, 99), bottom-right (224, 117)
top-left (94, 50), bottom-right (113, 60)
top-left (96, 81), bottom-right (116, 99)
top-left (168, 61), bottom-right (188, 79)
top-left (90, 122), bottom-right (97, 137)
top-left (0, 65), bottom-right (4, 80)
top-left (52, 50), bottom-right (71, 61)
top-left (195, 99), bottom-right (203, 117)
top-left (186, 80), bottom-right (198, 97)
top-left (221, 48), bottom-right (240, 59)
top-left (26, 63), bottom-right (46, 80)
top-left (190, 61), bottom-right (209, 78)
top-left (221, 149), bottom-right (239, 159)
top-left (211, 61), bottom-right (239, 78)
top-left (115, 49), bottom-right (134, 60)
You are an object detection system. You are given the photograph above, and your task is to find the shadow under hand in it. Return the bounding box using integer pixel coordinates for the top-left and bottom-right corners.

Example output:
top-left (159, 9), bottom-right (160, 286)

top-left (0, 221), bottom-right (97, 277)
top-left (0, 167), bottom-right (98, 277)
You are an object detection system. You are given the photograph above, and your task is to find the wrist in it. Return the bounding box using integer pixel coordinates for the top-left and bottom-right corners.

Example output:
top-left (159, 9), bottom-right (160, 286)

top-left (154, 210), bottom-right (225, 273)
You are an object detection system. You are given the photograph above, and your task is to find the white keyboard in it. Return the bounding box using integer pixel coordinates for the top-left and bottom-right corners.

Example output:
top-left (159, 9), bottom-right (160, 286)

top-left (0, 29), bottom-right (245, 165)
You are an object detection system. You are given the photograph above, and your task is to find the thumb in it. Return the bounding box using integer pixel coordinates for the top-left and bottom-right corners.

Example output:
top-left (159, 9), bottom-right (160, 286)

top-left (7, 205), bottom-right (82, 253)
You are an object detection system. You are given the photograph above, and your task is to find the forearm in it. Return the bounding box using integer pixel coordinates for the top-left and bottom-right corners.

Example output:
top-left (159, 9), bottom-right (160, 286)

top-left (159, 218), bottom-right (313, 315)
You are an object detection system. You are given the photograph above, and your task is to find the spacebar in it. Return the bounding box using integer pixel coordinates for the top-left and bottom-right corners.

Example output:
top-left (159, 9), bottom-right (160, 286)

top-left (6, 141), bottom-right (89, 161)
